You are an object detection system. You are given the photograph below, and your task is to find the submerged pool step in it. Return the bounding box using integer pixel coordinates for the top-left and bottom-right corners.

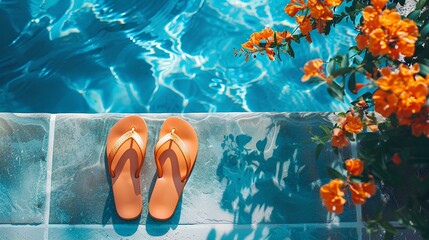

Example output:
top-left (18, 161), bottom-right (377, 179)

top-left (0, 112), bottom-right (369, 239)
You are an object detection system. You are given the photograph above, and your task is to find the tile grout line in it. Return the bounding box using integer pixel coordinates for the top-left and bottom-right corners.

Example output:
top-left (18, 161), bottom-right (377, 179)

top-left (356, 204), bottom-right (363, 240)
top-left (350, 136), bottom-right (364, 240)
top-left (350, 137), bottom-right (363, 240)
top-left (43, 114), bottom-right (56, 240)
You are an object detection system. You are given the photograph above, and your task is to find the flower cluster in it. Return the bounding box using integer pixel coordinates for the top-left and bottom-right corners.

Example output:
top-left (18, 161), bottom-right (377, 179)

top-left (320, 159), bottom-right (376, 214)
top-left (285, 0), bottom-right (343, 42)
top-left (332, 111), bottom-right (363, 149)
top-left (372, 63), bottom-right (429, 137)
top-left (238, 27), bottom-right (293, 61)
top-left (301, 59), bottom-right (332, 84)
top-left (355, 0), bottom-right (419, 60)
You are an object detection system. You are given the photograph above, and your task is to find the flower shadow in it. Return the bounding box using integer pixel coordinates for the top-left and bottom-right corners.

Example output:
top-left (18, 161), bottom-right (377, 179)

top-left (209, 114), bottom-right (352, 239)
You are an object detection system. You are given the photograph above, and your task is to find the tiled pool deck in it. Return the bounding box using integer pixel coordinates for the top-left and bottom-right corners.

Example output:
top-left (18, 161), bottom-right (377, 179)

top-left (0, 113), bottom-right (420, 239)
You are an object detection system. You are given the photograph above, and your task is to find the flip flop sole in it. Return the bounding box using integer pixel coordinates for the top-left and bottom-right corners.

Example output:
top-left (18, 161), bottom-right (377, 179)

top-left (106, 115), bottom-right (148, 220)
top-left (148, 116), bottom-right (198, 221)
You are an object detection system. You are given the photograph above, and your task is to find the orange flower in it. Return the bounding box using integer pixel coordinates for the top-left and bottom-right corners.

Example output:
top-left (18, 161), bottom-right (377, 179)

top-left (355, 34), bottom-right (368, 50)
top-left (397, 81), bottom-right (428, 119)
top-left (373, 64), bottom-right (429, 122)
top-left (285, 0), bottom-right (306, 17)
top-left (368, 28), bottom-right (388, 56)
top-left (379, 9), bottom-right (401, 28)
top-left (241, 27), bottom-right (291, 61)
top-left (411, 114), bottom-right (429, 138)
top-left (265, 47), bottom-right (276, 61)
top-left (345, 158), bottom-right (364, 176)
top-left (344, 112), bottom-right (363, 134)
top-left (276, 30), bottom-right (294, 44)
top-left (332, 128), bottom-right (348, 148)
top-left (296, 15), bottom-right (313, 43)
top-left (307, 0), bottom-right (334, 21)
top-left (356, 0), bottom-right (419, 60)
top-left (377, 67), bottom-right (406, 94)
top-left (371, 0), bottom-right (388, 10)
top-left (320, 179), bottom-right (346, 214)
top-left (325, 0), bottom-right (343, 7)
top-left (242, 41), bottom-right (256, 51)
top-left (349, 180), bottom-right (376, 204)
top-left (373, 90), bottom-right (398, 117)
top-left (301, 59), bottom-right (330, 83)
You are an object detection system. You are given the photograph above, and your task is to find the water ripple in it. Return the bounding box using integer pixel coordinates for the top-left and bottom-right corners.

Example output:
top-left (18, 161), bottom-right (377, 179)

top-left (0, 0), bottom-right (353, 113)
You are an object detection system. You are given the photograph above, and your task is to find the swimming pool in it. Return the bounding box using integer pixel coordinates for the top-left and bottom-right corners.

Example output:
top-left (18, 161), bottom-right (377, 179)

top-left (0, 0), bottom-right (356, 113)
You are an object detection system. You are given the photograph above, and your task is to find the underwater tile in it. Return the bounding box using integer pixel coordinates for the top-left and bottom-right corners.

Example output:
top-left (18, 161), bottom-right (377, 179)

top-left (0, 113), bottom-right (49, 224)
top-left (0, 227), bottom-right (44, 240)
top-left (49, 113), bottom-right (355, 225)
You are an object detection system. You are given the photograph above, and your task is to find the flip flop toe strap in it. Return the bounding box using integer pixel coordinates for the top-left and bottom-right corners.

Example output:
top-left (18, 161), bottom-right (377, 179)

top-left (154, 129), bottom-right (191, 182)
top-left (108, 128), bottom-right (145, 178)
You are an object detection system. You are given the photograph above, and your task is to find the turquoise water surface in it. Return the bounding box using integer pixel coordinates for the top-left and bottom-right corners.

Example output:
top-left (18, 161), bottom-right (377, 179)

top-left (0, 0), bottom-right (356, 113)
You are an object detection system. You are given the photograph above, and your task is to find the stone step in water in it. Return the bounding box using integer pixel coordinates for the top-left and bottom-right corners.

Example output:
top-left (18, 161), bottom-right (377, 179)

top-left (0, 113), bottom-right (365, 239)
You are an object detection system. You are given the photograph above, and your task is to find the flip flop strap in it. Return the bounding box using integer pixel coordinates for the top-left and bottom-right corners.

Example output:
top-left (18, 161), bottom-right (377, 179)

top-left (154, 130), bottom-right (191, 182)
top-left (108, 128), bottom-right (145, 178)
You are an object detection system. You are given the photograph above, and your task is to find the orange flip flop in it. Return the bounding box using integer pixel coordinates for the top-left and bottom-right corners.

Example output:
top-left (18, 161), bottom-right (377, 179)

top-left (106, 115), bottom-right (148, 220)
top-left (148, 116), bottom-right (198, 221)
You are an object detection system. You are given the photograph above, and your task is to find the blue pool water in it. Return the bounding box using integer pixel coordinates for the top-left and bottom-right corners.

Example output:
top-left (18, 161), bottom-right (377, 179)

top-left (0, 0), bottom-right (356, 113)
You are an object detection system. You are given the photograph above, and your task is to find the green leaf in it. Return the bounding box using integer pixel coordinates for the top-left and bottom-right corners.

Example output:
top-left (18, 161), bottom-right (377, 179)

top-left (327, 59), bottom-right (336, 75)
top-left (407, 10), bottom-right (421, 20)
top-left (327, 81), bottom-right (345, 102)
top-left (348, 72), bottom-right (357, 93)
top-left (292, 34), bottom-right (302, 43)
top-left (416, 0), bottom-right (427, 10)
top-left (419, 63), bottom-right (429, 76)
top-left (326, 167), bottom-right (346, 180)
top-left (338, 112), bottom-right (346, 117)
top-left (341, 53), bottom-right (349, 68)
top-left (419, 9), bottom-right (429, 23)
top-left (315, 143), bottom-right (324, 160)
top-left (287, 43), bottom-right (295, 58)
top-left (330, 67), bottom-right (354, 77)
top-left (379, 220), bottom-right (397, 234)
top-left (319, 125), bottom-right (332, 135)
top-left (349, 46), bottom-right (361, 53)
top-left (420, 24), bottom-right (429, 38)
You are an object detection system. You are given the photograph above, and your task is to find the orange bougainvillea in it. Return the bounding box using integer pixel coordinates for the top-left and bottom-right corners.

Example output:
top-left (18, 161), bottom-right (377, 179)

top-left (321, 159), bottom-right (376, 213)
top-left (349, 180), bottom-right (376, 204)
top-left (331, 111), bottom-right (364, 149)
top-left (345, 158), bottom-right (364, 176)
top-left (301, 59), bottom-right (331, 83)
top-left (355, 0), bottom-right (419, 60)
top-left (331, 128), bottom-right (349, 148)
top-left (240, 27), bottom-right (293, 61)
top-left (285, 0), bottom-right (344, 42)
top-left (344, 112), bottom-right (363, 134)
top-left (320, 179), bottom-right (346, 214)
top-left (372, 64), bottom-right (429, 138)
top-left (410, 107), bottom-right (429, 138)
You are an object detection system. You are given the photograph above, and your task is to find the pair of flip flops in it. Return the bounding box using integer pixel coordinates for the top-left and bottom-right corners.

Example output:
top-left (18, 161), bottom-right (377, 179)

top-left (106, 116), bottom-right (198, 221)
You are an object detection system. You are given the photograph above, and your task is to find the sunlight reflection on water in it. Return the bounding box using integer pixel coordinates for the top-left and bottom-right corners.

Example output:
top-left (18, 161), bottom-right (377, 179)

top-left (0, 0), bottom-right (355, 113)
